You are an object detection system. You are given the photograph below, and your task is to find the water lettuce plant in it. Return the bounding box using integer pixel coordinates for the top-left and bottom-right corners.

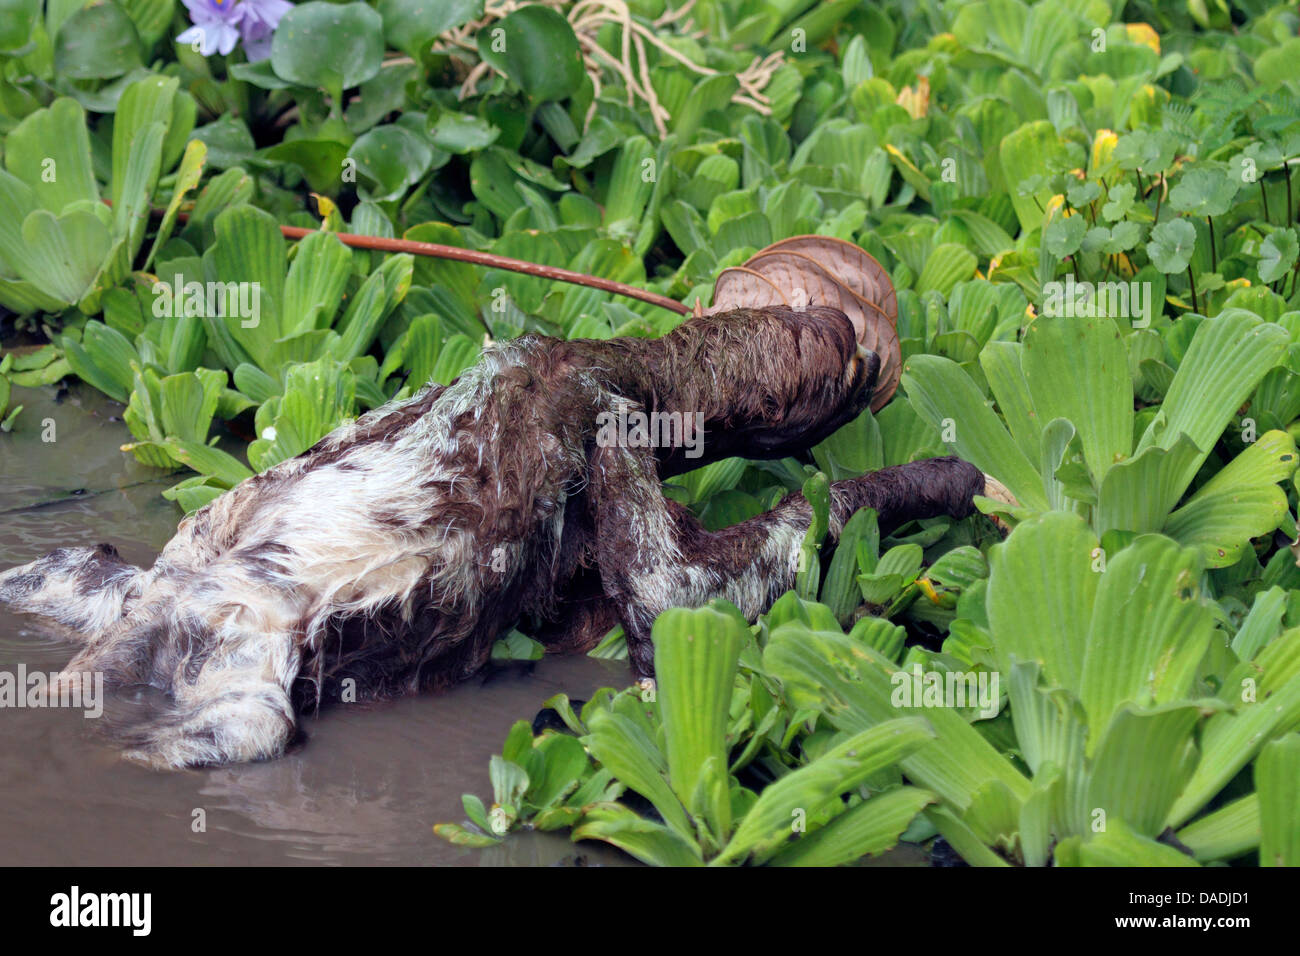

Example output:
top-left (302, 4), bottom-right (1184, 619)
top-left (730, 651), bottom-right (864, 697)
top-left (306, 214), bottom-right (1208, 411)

top-left (438, 601), bottom-right (940, 866)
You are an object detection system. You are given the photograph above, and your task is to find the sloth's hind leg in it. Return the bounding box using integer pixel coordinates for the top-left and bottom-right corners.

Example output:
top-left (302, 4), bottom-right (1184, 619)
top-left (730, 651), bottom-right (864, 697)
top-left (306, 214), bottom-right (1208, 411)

top-left (587, 444), bottom-right (984, 676)
top-left (118, 619), bottom-right (300, 770)
top-left (120, 678), bottom-right (297, 770)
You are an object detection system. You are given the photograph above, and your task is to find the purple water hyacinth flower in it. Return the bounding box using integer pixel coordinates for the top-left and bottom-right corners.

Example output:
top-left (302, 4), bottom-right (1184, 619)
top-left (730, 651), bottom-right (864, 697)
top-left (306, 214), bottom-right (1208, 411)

top-left (177, 0), bottom-right (244, 57)
top-left (176, 0), bottom-right (292, 61)
top-left (238, 0), bottom-right (293, 62)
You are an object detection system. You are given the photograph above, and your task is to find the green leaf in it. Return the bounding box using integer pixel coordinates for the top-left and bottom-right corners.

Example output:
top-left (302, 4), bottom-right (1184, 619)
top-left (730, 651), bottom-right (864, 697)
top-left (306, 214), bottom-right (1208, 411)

top-left (765, 625), bottom-right (1031, 812)
top-left (1164, 430), bottom-right (1298, 567)
top-left (821, 507), bottom-right (878, 626)
top-left (261, 139), bottom-right (349, 194)
top-left (428, 111), bottom-right (500, 154)
top-left (582, 707), bottom-right (693, 841)
top-left (4, 98), bottom-right (99, 214)
top-left (163, 439), bottom-right (253, 487)
top-left (1259, 228), bottom-right (1299, 285)
top-left (1145, 218), bottom-right (1197, 274)
top-left (1000, 121), bottom-right (1071, 233)
top-left (771, 787), bottom-right (935, 867)
top-left (246, 359), bottom-right (355, 471)
top-left (204, 204), bottom-right (287, 364)
top-left (859, 542), bottom-right (922, 604)
top-left (271, 1), bottom-right (384, 105)
top-left (0, 0), bottom-right (39, 52)
top-left (571, 804), bottom-right (703, 866)
top-left (1043, 213), bottom-right (1086, 259)
top-left (333, 254), bottom-right (412, 361)
top-left (21, 208), bottom-right (110, 305)
top-left (523, 733), bottom-right (589, 809)
top-left (979, 341), bottom-right (1040, 464)
top-left (347, 124), bottom-right (434, 202)
top-left (475, 5), bottom-right (584, 103)
top-left (376, 0), bottom-right (482, 59)
top-left (1060, 818), bottom-right (1199, 866)
top-left (926, 805), bottom-right (1011, 867)
top-left (432, 822), bottom-right (501, 848)
top-left (112, 75), bottom-right (177, 218)
top-left (1138, 311), bottom-right (1289, 491)
top-left (159, 368), bottom-right (223, 443)
top-left (430, 333), bottom-right (480, 386)
top-left (1232, 587), bottom-right (1287, 662)
top-left (489, 753), bottom-right (528, 816)
top-left (1176, 794), bottom-right (1259, 863)
top-left (281, 231), bottom-right (351, 335)
top-left (54, 1), bottom-right (142, 80)
top-left (118, 0), bottom-right (174, 46)
top-left (654, 603), bottom-right (746, 841)
top-left (145, 139), bottom-right (206, 271)
top-left (917, 244), bottom-right (977, 297)
top-left (1256, 735), bottom-right (1300, 866)
top-left (813, 408), bottom-right (883, 481)
top-left (232, 364), bottom-right (280, 404)
top-left (1085, 704), bottom-right (1201, 836)
top-left (987, 511), bottom-right (1098, 693)
top-left (1095, 435), bottom-right (1202, 536)
top-left (1167, 669), bottom-right (1300, 827)
top-left (1079, 535), bottom-right (1213, 739)
top-left (603, 136), bottom-right (656, 226)
top-left (1101, 182), bottom-right (1135, 222)
top-left (903, 354), bottom-right (1049, 511)
top-left (1023, 315), bottom-right (1132, 484)
top-left (1168, 167), bottom-right (1240, 219)
top-left (717, 719), bottom-right (935, 865)
top-left (796, 472), bottom-right (829, 599)
top-left (110, 118), bottom-right (166, 267)
top-left (1255, 37), bottom-right (1300, 87)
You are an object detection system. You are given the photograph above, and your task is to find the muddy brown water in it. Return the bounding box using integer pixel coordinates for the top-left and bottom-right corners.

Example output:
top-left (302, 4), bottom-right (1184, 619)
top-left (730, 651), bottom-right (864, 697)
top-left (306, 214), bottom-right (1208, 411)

top-left (0, 383), bottom-right (633, 866)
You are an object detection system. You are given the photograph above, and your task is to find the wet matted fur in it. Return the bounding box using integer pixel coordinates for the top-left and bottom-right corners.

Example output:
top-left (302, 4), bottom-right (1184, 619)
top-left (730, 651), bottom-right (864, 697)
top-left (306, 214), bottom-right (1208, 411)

top-left (0, 305), bottom-right (984, 768)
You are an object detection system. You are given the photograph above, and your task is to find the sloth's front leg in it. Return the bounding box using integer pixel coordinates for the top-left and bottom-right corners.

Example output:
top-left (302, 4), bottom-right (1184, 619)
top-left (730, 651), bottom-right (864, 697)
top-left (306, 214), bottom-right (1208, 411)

top-left (586, 440), bottom-right (984, 676)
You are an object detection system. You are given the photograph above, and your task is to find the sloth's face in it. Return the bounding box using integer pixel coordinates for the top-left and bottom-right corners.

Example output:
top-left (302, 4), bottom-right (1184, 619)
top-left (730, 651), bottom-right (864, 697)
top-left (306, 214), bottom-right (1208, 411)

top-left (841, 341), bottom-right (882, 407)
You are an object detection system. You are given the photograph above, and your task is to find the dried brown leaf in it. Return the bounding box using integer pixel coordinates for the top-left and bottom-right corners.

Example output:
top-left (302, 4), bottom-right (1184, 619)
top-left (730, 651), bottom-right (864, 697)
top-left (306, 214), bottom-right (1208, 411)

top-left (708, 236), bottom-right (900, 410)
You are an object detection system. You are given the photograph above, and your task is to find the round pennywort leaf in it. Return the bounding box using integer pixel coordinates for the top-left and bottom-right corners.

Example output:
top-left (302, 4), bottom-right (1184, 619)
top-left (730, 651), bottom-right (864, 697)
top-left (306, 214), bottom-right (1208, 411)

top-left (1259, 228), bottom-right (1299, 285)
top-left (1146, 218), bottom-right (1197, 274)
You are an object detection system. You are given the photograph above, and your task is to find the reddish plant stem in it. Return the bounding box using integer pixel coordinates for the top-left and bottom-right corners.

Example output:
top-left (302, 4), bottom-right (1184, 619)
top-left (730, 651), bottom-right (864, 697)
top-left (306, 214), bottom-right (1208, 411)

top-left (127, 203), bottom-right (691, 316)
top-left (276, 225), bottom-right (690, 315)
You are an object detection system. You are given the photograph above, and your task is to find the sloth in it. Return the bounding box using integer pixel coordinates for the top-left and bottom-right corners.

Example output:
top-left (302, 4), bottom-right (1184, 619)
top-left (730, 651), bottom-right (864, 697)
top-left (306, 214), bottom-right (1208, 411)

top-left (0, 305), bottom-right (986, 769)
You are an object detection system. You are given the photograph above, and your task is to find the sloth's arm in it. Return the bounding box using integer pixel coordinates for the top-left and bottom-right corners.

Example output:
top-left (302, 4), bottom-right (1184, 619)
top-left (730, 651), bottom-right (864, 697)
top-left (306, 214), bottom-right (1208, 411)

top-left (586, 439), bottom-right (984, 676)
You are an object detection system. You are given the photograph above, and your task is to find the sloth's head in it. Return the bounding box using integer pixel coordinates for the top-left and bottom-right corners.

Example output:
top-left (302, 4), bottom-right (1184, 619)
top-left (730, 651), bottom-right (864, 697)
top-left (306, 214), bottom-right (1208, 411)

top-left (653, 304), bottom-right (880, 469)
